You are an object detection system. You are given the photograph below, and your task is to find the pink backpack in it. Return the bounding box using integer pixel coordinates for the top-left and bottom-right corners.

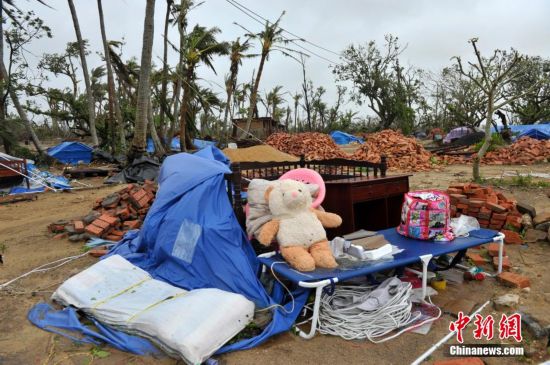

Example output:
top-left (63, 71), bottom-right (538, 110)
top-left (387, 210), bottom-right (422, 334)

top-left (397, 190), bottom-right (455, 241)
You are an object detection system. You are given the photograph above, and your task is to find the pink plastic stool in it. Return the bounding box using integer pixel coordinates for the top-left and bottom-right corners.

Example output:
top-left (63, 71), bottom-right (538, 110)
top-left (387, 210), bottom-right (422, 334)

top-left (279, 168), bottom-right (326, 208)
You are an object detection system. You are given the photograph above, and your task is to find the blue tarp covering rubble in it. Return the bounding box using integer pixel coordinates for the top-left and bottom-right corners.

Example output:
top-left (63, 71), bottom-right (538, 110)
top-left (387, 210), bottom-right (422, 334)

top-left (47, 142), bottom-right (93, 164)
top-left (29, 146), bottom-right (308, 356)
top-left (329, 130), bottom-right (364, 145)
top-left (146, 137), bottom-right (217, 153)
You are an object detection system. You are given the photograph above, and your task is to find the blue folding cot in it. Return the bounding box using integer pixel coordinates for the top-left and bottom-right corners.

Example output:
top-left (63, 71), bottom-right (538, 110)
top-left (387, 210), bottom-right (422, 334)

top-left (258, 227), bottom-right (505, 339)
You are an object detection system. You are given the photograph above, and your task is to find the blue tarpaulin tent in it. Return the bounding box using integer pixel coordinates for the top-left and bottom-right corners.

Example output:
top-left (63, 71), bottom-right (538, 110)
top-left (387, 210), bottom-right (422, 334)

top-left (492, 124), bottom-right (550, 140)
top-left (47, 142), bottom-right (92, 164)
top-left (329, 131), bottom-right (363, 145)
top-left (32, 146), bottom-right (307, 355)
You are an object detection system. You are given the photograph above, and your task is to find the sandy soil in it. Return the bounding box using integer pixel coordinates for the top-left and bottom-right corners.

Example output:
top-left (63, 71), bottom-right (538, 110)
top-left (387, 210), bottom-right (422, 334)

top-left (0, 165), bottom-right (549, 365)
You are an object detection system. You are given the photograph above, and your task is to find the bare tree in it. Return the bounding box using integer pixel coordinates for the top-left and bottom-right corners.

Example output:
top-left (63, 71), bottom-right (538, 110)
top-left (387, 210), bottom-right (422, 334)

top-left (67, 0), bottom-right (99, 146)
top-left (454, 39), bottom-right (546, 181)
top-left (129, 0), bottom-right (156, 161)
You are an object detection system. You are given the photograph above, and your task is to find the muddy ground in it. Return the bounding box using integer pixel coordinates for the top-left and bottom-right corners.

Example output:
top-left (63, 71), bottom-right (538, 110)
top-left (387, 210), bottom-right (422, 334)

top-left (0, 164), bottom-right (549, 365)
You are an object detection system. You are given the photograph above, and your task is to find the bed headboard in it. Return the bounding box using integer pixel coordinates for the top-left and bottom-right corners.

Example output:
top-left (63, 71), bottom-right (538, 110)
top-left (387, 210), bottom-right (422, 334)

top-left (225, 155), bottom-right (387, 227)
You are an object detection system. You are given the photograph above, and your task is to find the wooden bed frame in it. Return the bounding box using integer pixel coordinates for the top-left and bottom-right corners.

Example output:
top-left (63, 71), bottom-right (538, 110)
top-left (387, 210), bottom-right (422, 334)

top-left (0, 159), bottom-right (30, 189)
top-left (225, 155), bottom-right (388, 228)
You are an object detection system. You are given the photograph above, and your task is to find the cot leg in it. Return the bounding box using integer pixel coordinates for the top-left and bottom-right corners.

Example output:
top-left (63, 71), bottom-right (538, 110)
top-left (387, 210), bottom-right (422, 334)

top-left (497, 235), bottom-right (504, 274)
top-left (298, 284), bottom-right (325, 339)
top-left (419, 254), bottom-right (433, 300)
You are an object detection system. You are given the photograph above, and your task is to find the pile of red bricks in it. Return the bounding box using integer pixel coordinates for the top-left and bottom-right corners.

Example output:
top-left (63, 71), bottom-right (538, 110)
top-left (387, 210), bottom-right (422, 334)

top-left (266, 132), bottom-right (349, 160)
top-left (447, 182), bottom-right (523, 244)
top-left (353, 130), bottom-right (434, 171)
top-left (48, 181), bottom-right (157, 242)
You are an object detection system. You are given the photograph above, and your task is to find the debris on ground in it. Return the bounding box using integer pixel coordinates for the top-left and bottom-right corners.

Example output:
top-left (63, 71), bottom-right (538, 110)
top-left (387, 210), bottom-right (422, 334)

top-left (447, 182), bottom-right (523, 235)
top-left (266, 132), bottom-right (349, 160)
top-left (48, 181), bottom-right (157, 241)
top-left (439, 137), bottom-right (550, 165)
top-left (352, 130), bottom-right (434, 171)
top-left (222, 145), bottom-right (299, 162)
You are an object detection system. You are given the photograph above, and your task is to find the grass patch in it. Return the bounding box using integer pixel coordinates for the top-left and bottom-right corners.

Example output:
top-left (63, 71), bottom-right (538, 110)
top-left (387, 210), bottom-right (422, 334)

top-left (483, 173), bottom-right (550, 189)
top-left (473, 133), bottom-right (507, 153)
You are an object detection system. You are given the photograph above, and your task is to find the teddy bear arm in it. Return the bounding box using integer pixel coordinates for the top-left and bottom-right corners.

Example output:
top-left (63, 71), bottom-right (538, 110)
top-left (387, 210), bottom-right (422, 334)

top-left (257, 219), bottom-right (280, 246)
top-left (312, 210), bottom-right (342, 228)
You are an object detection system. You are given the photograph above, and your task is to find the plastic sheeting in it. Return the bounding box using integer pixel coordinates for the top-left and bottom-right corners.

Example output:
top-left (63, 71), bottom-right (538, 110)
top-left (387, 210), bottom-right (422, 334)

top-left (105, 157), bottom-right (160, 184)
top-left (146, 137), bottom-right (217, 153)
top-left (105, 146), bottom-right (309, 353)
top-left (52, 255), bottom-right (255, 363)
top-left (47, 142), bottom-right (93, 164)
top-left (28, 303), bottom-right (160, 355)
top-left (492, 124), bottom-right (550, 140)
top-left (330, 131), bottom-right (364, 145)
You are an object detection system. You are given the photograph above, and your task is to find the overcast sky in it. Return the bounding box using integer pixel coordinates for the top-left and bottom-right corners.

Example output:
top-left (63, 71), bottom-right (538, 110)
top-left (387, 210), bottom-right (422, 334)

top-left (17, 0), bottom-right (550, 117)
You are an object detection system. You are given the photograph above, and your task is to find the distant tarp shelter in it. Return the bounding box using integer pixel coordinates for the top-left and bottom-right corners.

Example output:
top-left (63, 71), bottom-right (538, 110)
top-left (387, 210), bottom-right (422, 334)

top-left (443, 127), bottom-right (474, 144)
top-left (146, 137), bottom-right (216, 153)
top-left (329, 131), bottom-right (364, 145)
top-left (492, 124), bottom-right (550, 140)
top-left (47, 142), bottom-right (93, 164)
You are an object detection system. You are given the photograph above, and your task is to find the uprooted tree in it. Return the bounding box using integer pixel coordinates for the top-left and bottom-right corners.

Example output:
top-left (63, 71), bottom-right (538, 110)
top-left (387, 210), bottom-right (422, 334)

top-left (453, 38), bottom-right (549, 181)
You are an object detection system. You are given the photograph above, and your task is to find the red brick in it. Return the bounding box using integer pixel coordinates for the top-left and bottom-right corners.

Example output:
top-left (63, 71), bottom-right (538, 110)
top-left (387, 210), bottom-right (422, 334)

top-left (110, 229), bottom-right (125, 237)
top-left (132, 189), bottom-right (147, 201)
top-left (105, 234), bottom-right (122, 242)
top-left (489, 223), bottom-right (504, 230)
top-left (500, 202), bottom-right (515, 211)
top-left (99, 214), bottom-right (118, 226)
top-left (73, 220), bottom-right (85, 233)
top-left (478, 219), bottom-right (490, 226)
top-left (497, 272), bottom-right (530, 288)
top-left (91, 219), bottom-right (111, 230)
top-left (496, 192), bottom-right (508, 201)
top-left (466, 252), bottom-right (487, 266)
top-left (468, 207), bottom-right (480, 213)
top-left (53, 232), bottom-right (68, 240)
top-left (457, 203), bottom-right (468, 210)
top-left (486, 202), bottom-right (507, 213)
top-left (505, 215), bottom-right (522, 229)
top-left (501, 229), bottom-right (523, 245)
top-left (468, 199), bottom-right (484, 208)
top-left (85, 224), bottom-right (105, 237)
top-left (433, 357), bottom-right (484, 365)
top-left (478, 212), bottom-right (491, 220)
top-left (487, 242), bottom-right (505, 257)
top-left (493, 256), bottom-right (511, 271)
top-left (116, 207), bottom-right (130, 220)
top-left (479, 206), bottom-right (491, 215)
top-left (447, 188), bottom-right (462, 195)
top-left (450, 193), bottom-right (467, 200)
top-left (492, 212), bottom-right (508, 220)
top-left (486, 194), bottom-right (498, 205)
top-left (123, 220), bottom-right (141, 230)
top-left (89, 247), bottom-right (109, 258)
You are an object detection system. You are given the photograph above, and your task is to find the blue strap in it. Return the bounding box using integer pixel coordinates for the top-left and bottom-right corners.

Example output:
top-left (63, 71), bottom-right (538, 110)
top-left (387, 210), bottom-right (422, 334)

top-left (322, 278), bottom-right (336, 296)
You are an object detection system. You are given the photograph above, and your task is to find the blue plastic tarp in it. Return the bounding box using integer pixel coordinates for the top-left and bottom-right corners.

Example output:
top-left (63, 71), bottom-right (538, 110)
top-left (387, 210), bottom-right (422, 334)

top-left (28, 303), bottom-right (159, 355)
top-left (329, 131), bottom-right (363, 145)
top-left (492, 124), bottom-right (550, 140)
top-left (146, 137), bottom-right (217, 153)
top-left (100, 146), bottom-right (308, 353)
top-left (47, 142), bottom-right (92, 164)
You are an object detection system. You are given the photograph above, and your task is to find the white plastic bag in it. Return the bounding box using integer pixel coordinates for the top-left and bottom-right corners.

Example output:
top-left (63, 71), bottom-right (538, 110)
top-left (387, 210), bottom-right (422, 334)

top-left (450, 215), bottom-right (480, 237)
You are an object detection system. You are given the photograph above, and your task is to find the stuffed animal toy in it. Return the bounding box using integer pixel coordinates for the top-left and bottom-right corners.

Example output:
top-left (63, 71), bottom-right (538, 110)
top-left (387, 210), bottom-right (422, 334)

top-left (258, 179), bottom-right (342, 271)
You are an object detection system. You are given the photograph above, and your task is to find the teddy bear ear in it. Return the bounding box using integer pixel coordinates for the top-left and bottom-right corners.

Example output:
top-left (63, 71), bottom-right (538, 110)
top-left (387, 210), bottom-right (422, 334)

top-left (264, 186), bottom-right (274, 202)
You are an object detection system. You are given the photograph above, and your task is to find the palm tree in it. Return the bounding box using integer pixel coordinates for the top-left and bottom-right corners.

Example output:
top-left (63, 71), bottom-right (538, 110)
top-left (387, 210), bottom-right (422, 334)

top-left (265, 85), bottom-right (284, 119)
top-left (129, 0), bottom-right (155, 161)
top-left (178, 25), bottom-right (229, 151)
top-left (222, 37), bottom-right (252, 141)
top-left (159, 0), bottom-right (173, 142)
top-left (97, 0), bottom-right (123, 152)
top-left (67, 0), bottom-right (99, 146)
top-left (238, 13), bottom-right (292, 139)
